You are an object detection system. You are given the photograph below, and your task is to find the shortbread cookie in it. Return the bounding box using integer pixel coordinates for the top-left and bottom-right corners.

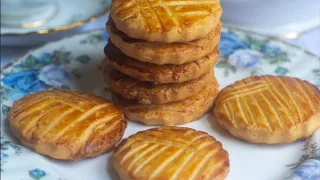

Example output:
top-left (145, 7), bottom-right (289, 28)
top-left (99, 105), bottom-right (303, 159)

top-left (214, 75), bottom-right (320, 144)
top-left (106, 18), bottom-right (221, 65)
top-left (113, 126), bottom-right (229, 180)
top-left (104, 66), bottom-right (214, 104)
top-left (9, 91), bottom-right (127, 160)
top-left (105, 42), bottom-right (219, 83)
top-left (110, 0), bottom-right (222, 43)
top-left (113, 82), bottom-right (219, 126)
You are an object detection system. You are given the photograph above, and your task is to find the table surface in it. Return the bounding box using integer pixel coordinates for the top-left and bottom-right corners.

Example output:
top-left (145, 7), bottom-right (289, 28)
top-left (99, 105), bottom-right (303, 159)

top-left (1, 15), bottom-right (320, 68)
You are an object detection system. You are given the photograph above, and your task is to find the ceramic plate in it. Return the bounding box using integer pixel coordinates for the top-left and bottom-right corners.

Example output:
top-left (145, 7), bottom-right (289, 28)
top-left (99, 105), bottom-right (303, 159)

top-left (1, 0), bottom-right (110, 46)
top-left (1, 28), bottom-right (319, 180)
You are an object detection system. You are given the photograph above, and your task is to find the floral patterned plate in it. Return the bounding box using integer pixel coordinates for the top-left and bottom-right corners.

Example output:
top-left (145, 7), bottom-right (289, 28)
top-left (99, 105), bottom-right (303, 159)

top-left (1, 28), bottom-right (319, 180)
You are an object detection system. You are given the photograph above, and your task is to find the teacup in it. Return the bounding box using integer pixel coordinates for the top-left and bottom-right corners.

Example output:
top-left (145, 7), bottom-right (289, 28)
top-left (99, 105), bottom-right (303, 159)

top-left (221, 0), bottom-right (320, 37)
top-left (1, 0), bottom-right (57, 28)
top-left (221, 0), bottom-right (320, 25)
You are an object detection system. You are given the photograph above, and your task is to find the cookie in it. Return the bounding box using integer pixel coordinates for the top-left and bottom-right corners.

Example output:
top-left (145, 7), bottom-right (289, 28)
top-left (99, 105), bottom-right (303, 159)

top-left (9, 91), bottom-right (127, 160)
top-left (110, 0), bottom-right (222, 43)
top-left (113, 126), bottom-right (229, 180)
top-left (112, 81), bottom-right (219, 126)
top-left (104, 65), bottom-right (214, 104)
top-left (105, 42), bottom-right (219, 83)
top-left (214, 75), bottom-right (320, 144)
top-left (106, 18), bottom-right (221, 65)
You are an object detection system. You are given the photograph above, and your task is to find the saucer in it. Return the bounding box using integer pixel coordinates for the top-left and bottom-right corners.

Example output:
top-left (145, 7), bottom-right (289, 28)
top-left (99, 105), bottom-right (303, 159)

top-left (1, 0), bottom-right (110, 46)
top-left (221, 0), bottom-right (320, 39)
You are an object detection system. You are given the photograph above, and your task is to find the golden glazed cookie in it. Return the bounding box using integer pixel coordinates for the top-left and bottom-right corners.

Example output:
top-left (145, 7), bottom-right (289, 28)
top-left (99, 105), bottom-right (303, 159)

top-left (110, 0), bottom-right (222, 43)
top-left (113, 82), bottom-right (219, 126)
top-left (214, 75), bottom-right (320, 144)
top-left (104, 42), bottom-right (219, 83)
top-left (106, 18), bottom-right (221, 65)
top-left (9, 91), bottom-right (127, 160)
top-left (104, 65), bottom-right (214, 104)
top-left (113, 127), bottom-right (230, 180)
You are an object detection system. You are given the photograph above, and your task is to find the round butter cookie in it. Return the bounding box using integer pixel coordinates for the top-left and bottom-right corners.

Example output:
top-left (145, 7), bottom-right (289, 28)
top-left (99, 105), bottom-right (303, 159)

top-left (113, 126), bottom-right (229, 180)
top-left (9, 91), bottom-right (127, 160)
top-left (112, 82), bottom-right (219, 126)
top-left (110, 0), bottom-right (222, 43)
top-left (104, 66), bottom-right (214, 104)
top-left (105, 42), bottom-right (219, 83)
top-left (214, 75), bottom-right (320, 144)
top-left (106, 18), bottom-right (221, 65)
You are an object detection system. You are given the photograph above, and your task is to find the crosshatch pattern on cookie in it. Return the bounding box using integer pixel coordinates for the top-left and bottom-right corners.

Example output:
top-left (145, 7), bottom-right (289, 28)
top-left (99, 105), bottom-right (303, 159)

top-left (214, 76), bottom-right (320, 131)
top-left (113, 0), bottom-right (221, 31)
top-left (113, 127), bottom-right (229, 180)
top-left (9, 91), bottom-right (126, 159)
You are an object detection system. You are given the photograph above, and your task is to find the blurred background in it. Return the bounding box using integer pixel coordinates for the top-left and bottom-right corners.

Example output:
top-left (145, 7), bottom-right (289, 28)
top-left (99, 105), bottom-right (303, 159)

top-left (1, 0), bottom-right (320, 68)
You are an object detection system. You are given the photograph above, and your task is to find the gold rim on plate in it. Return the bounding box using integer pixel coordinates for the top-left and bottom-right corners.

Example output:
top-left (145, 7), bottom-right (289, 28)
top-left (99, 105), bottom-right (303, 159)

top-left (1, 7), bottom-right (110, 37)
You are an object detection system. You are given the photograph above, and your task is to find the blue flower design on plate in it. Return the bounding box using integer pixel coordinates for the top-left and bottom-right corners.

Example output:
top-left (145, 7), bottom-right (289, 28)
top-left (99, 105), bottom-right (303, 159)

top-left (228, 49), bottom-right (262, 69)
top-left (101, 31), bottom-right (109, 42)
top-left (38, 65), bottom-right (71, 87)
top-left (275, 66), bottom-right (289, 75)
top-left (1, 152), bottom-right (8, 160)
top-left (2, 65), bottom-right (71, 101)
top-left (292, 158), bottom-right (320, 180)
top-left (261, 44), bottom-right (281, 55)
top-left (36, 53), bottom-right (54, 65)
top-left (75, 55), bottom-right (91, 64)
top-left (219, 31), bottom-right (250, 56)
top-left (29, 169), bottom-right (46, 180)
top-left (2, 70), bottom-right (45, 101)
top-left (312, 69), bottom-right (320, 75)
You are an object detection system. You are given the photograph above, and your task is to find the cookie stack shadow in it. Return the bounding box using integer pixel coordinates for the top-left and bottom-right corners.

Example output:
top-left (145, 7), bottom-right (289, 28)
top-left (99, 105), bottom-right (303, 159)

top-left (103, 12), bottom-right (222, 126)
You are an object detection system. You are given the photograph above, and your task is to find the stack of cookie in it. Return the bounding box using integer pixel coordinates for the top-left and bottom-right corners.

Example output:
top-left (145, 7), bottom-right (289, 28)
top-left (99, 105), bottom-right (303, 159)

top-left (103, 0), bottom-right (222, 126)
